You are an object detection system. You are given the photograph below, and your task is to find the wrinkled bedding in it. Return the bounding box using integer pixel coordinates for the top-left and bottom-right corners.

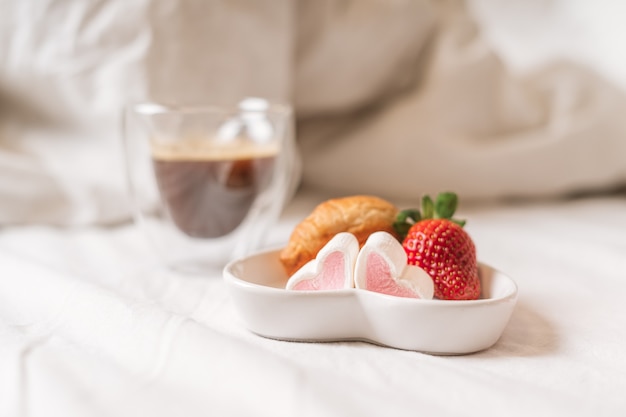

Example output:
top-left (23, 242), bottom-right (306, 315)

top-left (2, 189), bottom-right (625, 416)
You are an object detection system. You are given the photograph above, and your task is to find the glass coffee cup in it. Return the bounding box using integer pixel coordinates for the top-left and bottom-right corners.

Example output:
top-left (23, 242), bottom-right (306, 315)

top-left (123, 98), bottom-right (298, 273)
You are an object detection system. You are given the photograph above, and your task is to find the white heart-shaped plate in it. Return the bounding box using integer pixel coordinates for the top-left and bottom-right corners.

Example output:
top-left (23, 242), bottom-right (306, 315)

top-left (223, 249), bottom-right (518, 355)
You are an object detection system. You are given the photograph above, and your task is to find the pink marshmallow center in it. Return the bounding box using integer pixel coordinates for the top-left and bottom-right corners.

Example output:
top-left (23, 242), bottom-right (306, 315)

top-left (366, 252), bottom-right (419, 298)
top-left (292, 252), bottom-right (346, 290)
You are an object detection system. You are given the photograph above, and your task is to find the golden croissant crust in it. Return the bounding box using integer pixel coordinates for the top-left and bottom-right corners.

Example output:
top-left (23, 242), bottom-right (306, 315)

top-left (279, 195), bottom-right (399, 277)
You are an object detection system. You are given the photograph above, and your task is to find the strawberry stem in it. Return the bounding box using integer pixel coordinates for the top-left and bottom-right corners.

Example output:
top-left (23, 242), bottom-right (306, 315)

top-left (422, 195), bottom-right (434, 219)
top-left (394, 192), bottom-right (466, 240)
top-left (434, 192), bottom-right (457, 219)
top-left (393, 209), bottom-right (421, 238)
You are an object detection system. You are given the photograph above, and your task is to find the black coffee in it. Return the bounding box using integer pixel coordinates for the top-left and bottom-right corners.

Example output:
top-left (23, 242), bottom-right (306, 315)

top-left (152, 148), bottom-right (277, 238)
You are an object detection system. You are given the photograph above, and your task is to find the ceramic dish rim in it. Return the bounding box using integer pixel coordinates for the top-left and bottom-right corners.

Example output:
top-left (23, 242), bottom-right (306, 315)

top-left (224, 248), bottom-right (518, 305)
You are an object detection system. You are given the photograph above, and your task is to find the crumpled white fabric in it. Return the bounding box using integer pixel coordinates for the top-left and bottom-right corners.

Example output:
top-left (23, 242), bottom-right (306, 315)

top-left (1, 0), bottom-right (626, 225)
top-left (297, 1), bottom-right (626, 200)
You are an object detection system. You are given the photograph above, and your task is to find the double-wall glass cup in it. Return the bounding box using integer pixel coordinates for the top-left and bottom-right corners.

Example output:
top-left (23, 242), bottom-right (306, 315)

top-left (123, 98), bottom-right (297, 273)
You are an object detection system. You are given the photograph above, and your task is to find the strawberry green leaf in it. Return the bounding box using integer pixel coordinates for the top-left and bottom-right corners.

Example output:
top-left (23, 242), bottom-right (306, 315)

top-left (451, 218), bottom-right (466, 227)
top-left (393, 209), bottom-right (421, 239)
top-left (421, 195), bottom-right (434, 219)
top-left (434, 192), bottom-right (457, 219)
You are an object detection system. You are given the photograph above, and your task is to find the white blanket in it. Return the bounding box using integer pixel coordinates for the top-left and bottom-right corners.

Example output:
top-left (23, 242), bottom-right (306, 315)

top-left (2, 189), bottom-right (626, 416)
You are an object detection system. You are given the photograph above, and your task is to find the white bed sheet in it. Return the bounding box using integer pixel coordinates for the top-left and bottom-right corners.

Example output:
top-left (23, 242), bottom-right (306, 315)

top-left (1, 189), bottom-right (625, 417)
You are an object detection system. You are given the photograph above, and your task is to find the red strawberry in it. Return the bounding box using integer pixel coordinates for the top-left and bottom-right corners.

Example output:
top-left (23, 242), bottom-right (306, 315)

top-left (393, 192), bottom-right (480, 300)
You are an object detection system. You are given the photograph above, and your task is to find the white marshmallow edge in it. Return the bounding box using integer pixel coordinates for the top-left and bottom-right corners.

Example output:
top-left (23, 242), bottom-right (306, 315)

top-left (285, 231), bottom-right (434, 299)
top-left (354, 232), bottom-right (434, 300)
top-left (285, 232), bottom-right (359, 291)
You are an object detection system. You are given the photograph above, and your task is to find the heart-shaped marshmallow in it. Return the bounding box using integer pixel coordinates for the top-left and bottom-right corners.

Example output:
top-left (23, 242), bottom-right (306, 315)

top-left (286, 232), bottom-right (359, 291)
top-left (355, 231), bottom-right (434, 299)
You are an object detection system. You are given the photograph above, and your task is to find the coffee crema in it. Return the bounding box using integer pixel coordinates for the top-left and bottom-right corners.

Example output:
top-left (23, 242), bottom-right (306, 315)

top-left (151, 141), bottom-right (279, 239)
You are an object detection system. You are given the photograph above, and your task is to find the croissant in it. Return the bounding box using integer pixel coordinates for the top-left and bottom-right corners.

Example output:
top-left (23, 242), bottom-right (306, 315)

top-left (279, 195), bottom-right (399, 277)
